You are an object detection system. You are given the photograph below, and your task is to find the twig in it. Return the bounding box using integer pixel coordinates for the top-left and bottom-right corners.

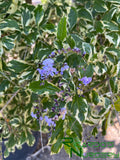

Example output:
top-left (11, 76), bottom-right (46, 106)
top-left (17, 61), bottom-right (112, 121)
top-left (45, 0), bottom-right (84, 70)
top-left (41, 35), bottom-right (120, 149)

top-left (0, 89), bottom-right (20, 114)
top-left (108, 80), bottom-right (120, 126)
top-left (39, 118), bottom-right (44, 152)
top-left (0, 71), bottom-right (16, 86)
top-left (38, 99), bottom-right (44, 152)
top-left (26, 145), bottom-right (51, 160)
top-left (1, 112), bottom-right (11, 132)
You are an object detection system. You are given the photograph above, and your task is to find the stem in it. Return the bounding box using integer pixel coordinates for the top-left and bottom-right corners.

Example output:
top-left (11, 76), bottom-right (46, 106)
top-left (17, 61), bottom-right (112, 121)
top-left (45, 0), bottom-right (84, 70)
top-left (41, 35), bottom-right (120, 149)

top-left (0, 89), bottom-right (20, 114)
top-left (38, 99), bottom-right (44, 152)
top-left (26, 145), bottom-right (51, 160)
top-left (39, 119), bottom-right (44, 152)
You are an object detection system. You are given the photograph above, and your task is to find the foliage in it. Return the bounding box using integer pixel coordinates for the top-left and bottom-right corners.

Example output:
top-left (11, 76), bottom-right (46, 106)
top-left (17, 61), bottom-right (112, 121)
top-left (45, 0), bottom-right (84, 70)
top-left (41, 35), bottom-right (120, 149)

top-left (0, 0), bottom-right (120, 158)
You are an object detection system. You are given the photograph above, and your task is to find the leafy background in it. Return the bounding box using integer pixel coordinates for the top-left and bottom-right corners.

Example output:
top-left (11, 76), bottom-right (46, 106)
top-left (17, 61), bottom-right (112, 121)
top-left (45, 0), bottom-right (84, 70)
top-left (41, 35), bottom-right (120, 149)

top-left (0, 0), bottom-right (120, 159)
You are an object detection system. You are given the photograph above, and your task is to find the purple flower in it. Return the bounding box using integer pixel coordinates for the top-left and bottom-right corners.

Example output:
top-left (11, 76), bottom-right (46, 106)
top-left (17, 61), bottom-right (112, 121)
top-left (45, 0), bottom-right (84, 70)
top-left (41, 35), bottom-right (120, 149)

top-left (60, 107), bottom-right (67, 120)
top-left (37, 59), bottom-right (58, 79)
top-left (44, 116), bottom-right (56, 127)
top-left (65, 93), bottom-right (69, 96)
top-left (61, 98), bottom-right (64, 101)
top-left (54, 115), bottom-right (59, 120)
top-left (42, 58), bottom-right (54, 67)
top-left (49, 51), bottom-right (56, 57)
top-left (82, 52), bottom-right (86, 56)
top-left (75, 47), bottom-right (81, 52)
top-left (60, 63), bottom-right (69, 75)
top-left (79, 76), bottom-right (92, 86)
top-left (40, 116), bottom-right (43, 121)
top-left (57, 49), bottom-right (61, 54)
top-left (72, 47), bottom-right (81, 52)
top-left (31, 112), bottom-right (37, 118)
top-left (54, 99), bottom-right (58, 103)
top-left (67, 47), bottom-right (71, 51)
top-left (44, 108), bottom-right (48, 112)
top-left (83, 153), bottom-right (86, 156)
top-left (52, 107), bottom-right (55, 112)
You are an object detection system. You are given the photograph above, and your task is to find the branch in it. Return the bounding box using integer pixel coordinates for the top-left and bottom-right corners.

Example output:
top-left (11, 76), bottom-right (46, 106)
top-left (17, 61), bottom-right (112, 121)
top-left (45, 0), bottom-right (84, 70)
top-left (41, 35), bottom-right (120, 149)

top-left (26, 145), bottom-right (51, 160)
top-left (0, 89), bottom-right (20, 114)
top-left (108, 80), bottom-right (120, 126)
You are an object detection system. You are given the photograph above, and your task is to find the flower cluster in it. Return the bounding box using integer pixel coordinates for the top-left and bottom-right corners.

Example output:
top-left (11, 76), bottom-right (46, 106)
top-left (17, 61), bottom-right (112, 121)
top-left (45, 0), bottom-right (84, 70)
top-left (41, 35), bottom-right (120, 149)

top-left (60, 63), bottom-right (69, 75)
top-left (44, 116), bottom-right (56, 127)
top-left (37, 58), bottom-right (58, 79)
top-left (78, 76), bottom-right (92, 86)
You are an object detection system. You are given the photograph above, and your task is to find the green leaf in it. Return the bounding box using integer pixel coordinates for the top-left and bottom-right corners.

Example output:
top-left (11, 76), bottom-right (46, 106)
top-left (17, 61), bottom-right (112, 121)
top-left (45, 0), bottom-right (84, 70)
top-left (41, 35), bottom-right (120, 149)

top-left (91, 127), bottom-right (98, 137)
top-left (105, 98), bottom-right (111, 108)
top-left (51, 134), bottom-right (63, 154)
top-left (105, 32), bottom-right (119, 47)
top-left (0, 20), bottom-right (20, 31)
top-left (57, 16), bottom-right (67, 41)
top-left (85, 64), bottom-right (94, 77)
top-left (66, 35), bottom-right (75, 48)
top-left (68, 7), bottom-right (77, 30)
top-left (37, 48), bottom-right (52, 60)
top-left (20, 131), bottom-right (26, 144)
top-left (94, 62), bottom-right (107, 75)
top-left (4, 149), bottom-right (9, 158)
top-left (50, 119), bottom-right (64, 143)
top-left (66, 54), bottom-right (83, 68)
top-left (0, 80), bottom-right (9, 92)
top-left (93, 0), bottom-right (108, 13)
top-left (71, 34), bottom-right (83, 47)
top-left (71, 95), bottom-right (88, 122)
top-left (7, 60), bottom-right (29, 73)
top-left (92, 90), bottom-right (99, 105)
top-left (0, 41), bottom-right (3, 56)
top-left (21, 8), bottom-right (32, 27)
top-left (103, 21), bottom-right (119, 31)
top-left (56, 6), bottom-right (62, 17)
top-left (7, 134), bottom-right (16, 148)
top-left (95, 21), bottom-right (104, 33)
top-left (0, 0), bottom-right (12, 14)
top-left (34, 5), bottom-right (44, 26)
top-left (42, 23), bottom-right (56, 33)
top-left (106, 0), bottom-right (120, 4)
top-left (103, 7), bottom-right (117, 21)
top-left (78, 8), bottom-right (93, 21)
top-left (102, 111), bottom-right (111, 135)
top-left (82, 42), bottom-right (92, 56)
top-left (2, 36), bottom-right (15, 50)
top-left (20, 70), bottom-right (34, 80)
top-left (110, 77), bottom-right (117, 93)
top-left (106, 47), bottom-right (120, 58)
top-left (114, 97), bottom-right (120, 111)
top-left (68, 116), bottom-right (82, 140)
top-left (26, 130), bottom-right (35, 146)
top-left (29, 80), bottom-right (61, 95)
top-left (63, 133), bottom-right (83, 158)
top-left (10, 118), bottom-right (20, 127)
